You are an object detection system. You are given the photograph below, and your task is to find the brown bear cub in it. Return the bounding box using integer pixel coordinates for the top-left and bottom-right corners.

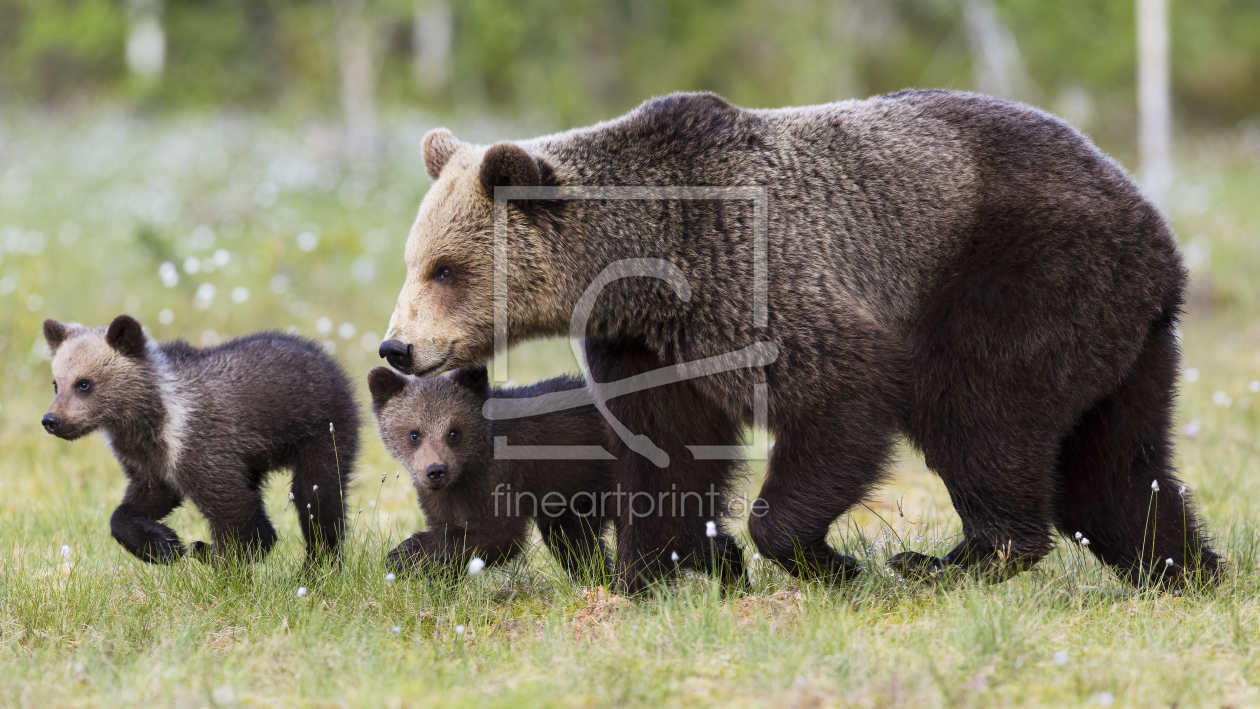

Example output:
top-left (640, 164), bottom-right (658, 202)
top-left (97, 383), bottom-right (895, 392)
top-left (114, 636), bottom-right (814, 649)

top-left (41, 315), bottom-right (359, 568)
top-left (368, 364), bottom-right (615, 580)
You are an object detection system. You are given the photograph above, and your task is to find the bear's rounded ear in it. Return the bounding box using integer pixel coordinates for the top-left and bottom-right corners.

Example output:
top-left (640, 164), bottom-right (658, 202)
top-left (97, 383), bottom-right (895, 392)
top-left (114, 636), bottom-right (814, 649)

top-left (105, 314), bottom-right (147, 359)
top-left (478, 142), bottom-right (541, 196)
top-left (423, 128), bottom-right (459, 181)
top-left (43, 319), bottom-right (69, 355)
top-left (368, 366), bottom-right (409, 411)
top-left (450, 364), bottom-right (490, 400)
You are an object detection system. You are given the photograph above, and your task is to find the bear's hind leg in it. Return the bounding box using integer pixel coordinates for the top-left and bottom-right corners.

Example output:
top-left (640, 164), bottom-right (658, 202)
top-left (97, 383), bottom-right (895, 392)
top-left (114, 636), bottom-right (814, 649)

top-left (291, 434), bottom-right (354, 568)
top-left (187, 474), bottom-right (278, 564)
top-left (1055, 319), bottom-right (1220, 587)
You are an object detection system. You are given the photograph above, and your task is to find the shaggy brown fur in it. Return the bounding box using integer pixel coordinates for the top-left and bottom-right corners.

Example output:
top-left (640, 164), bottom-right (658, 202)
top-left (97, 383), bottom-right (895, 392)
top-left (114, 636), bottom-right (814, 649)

top-left (42, 315), bottom-right (359, 568)
top-left (368, 365), bottom-right (621, 580)
top-left (380, 90), bottom-right (1218, 591)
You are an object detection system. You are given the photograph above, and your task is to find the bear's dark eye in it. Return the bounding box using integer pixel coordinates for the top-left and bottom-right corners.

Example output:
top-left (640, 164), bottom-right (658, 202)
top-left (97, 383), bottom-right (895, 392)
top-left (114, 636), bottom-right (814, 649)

top-left (434, 266), bottom-right (453, 282)
top-left (448, 429), bottom-right (460, 443)
top-left (76, 379), bottom-right (91, 393)
top-left (53, 380), bottom-right (58, 394)
top-left (409, 430), bottom-right (420, 443)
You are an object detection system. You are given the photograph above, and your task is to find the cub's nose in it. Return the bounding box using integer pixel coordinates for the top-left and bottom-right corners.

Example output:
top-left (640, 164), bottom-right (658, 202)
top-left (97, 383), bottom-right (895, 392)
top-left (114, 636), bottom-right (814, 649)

top-left (425, 464), bottom-right (447, 482)
top-left (379, 340), bottom-right (414, 372)
top-left (41, 414), bottom-right (61, 434)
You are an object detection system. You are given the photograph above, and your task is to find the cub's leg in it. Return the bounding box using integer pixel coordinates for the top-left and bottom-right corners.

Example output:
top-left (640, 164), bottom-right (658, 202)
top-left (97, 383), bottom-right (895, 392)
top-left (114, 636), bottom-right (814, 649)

top-left (291, 434), bottom-right (354, 567)
top-left (110, 476), bottom-right (186, 564)
top-left (537, 512), bottom-right (614, 580)
top-left (387, 518), bottom-right (528, 576)
top-left (185, 469), bottom-right (278, 563)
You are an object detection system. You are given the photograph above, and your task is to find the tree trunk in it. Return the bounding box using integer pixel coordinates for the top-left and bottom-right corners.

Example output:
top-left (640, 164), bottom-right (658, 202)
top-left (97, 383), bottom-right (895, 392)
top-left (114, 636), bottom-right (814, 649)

top-left (336, 0), bottom-right (378, 164)
top-left (125, 0), bottom-right (165, 79)
top-left (963, 0), bottom-right (1032, 101)
top-left (413, 0), bottom-right (453, 93)
top-left (1137, 0), bottom-right (1173, 207)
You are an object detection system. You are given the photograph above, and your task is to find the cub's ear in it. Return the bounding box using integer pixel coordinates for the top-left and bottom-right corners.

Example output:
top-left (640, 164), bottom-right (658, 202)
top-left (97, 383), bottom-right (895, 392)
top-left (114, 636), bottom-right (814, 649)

top-left (423, 128), bottom-right (459, 181)
top-left (43, 319), bottom-right (70, 355)
top-left (450, 364), bottom-right (490, 400)
top-left (105, 314), bottom-right (147, 358)
top-left (367, 366), bottom-right (409, 411)
top-left (478, 142), bottom-right (541, 196)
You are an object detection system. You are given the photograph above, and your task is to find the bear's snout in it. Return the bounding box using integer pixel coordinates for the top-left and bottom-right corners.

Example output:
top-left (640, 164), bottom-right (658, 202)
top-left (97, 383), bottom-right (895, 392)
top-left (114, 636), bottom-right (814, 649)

top-left (425, 464), bottom-right (447, 483)
top-left (379, 340), bottom-right (413, 372)
top-left (41, 413), bottom-right (61, 435)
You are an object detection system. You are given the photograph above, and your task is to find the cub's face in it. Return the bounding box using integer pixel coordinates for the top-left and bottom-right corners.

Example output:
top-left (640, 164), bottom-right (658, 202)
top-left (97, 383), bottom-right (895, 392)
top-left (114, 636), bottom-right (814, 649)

top-left (41, 315), bottom-right (150, 440)
top-left (380, 128), bottom-right (553, 378)
top-left (368, 365), bottom-right (491, 493)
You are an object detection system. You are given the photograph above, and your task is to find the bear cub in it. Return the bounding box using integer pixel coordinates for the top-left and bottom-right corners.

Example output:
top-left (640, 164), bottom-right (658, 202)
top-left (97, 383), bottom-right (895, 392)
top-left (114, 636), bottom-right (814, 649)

top-left (42, 315), bottom-right (359, 568)
top-left (368, 364), bottom-right (614, 580)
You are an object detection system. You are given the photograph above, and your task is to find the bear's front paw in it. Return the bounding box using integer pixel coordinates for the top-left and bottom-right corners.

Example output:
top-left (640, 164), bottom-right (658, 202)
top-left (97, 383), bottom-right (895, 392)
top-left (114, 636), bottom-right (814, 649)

top-left (888, 551), bottom-right (949, 580)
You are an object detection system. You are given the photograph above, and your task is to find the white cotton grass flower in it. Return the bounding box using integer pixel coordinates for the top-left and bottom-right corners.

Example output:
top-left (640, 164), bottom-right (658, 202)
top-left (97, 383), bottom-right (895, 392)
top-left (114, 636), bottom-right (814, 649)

top-left (312, 484), bottom-right (318, 491)
top-left (1151, 480), bottom-right (1160, 492)
top-left (309, 514), bottom-right (314, 520)
top-left (1212, 390), bottom-right (1232, 408)
top-left (385, 573), bottom-right (395, 583)
top-left (1166, 558), bottom-right (1174, 566)
top-left (455, 625), bottom-right (466, 635)
top-left (73, 662), bottom-right (84, 672)
top-left (381, 472), bottom-right (387, 483)
top-left (60, 545), bottom-right (70, 558)
top-left (391, 626), bottom-right (401, 636)
top-left (1099, 691), bottom-right (1115, 706)
top-left (1075, 531), bottom-right (1083, 540)
top-left (288, 492), bottom-right (295, 500)
top-left (306, 503), bottom-right (311, 509)
top-left (1053, 650), bottom-right (1069, 665)
top-left (1081, 538), bottom-right (1091, 547)
top-left (468, 557), bottom-right (486, 575)
top-left (1184, 367), bottom-right (1200, 383)
top-left (329, 422), bottom-right (335, 433)
top-left (1250, 380), bottom-right (1260, 393)
top-left (705, 520), bottom-right (718, 538)
top-left (1179, 485), bottom-right (1187, 495)
top-left (752, 552), bottom-right (762, 561)
top-left (296, 587), bottom-right (308, 598)
top-left (670, 551), bottom-right (680, 562)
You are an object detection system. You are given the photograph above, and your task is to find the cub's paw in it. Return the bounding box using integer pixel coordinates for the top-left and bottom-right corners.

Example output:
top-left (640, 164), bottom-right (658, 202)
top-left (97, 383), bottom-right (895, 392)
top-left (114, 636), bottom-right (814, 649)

top-left (189, 540), bottom-right (214, 563)
top-left (888, 551), bottom-right (954, 580)
top-left (131, 520), bottom-right (187, 564)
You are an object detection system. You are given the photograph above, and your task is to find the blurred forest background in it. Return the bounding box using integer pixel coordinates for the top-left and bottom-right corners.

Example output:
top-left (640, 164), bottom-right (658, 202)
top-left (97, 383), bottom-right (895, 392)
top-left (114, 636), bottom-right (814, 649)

top-left (2, 0), bottom-right (1259, 153)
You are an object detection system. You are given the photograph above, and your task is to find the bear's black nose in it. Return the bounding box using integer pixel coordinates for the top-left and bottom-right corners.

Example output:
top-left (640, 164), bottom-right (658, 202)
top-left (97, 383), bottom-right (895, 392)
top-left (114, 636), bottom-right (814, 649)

top-left (425, 464), bottom-right (447, 482)
top-left (42, 414), bottom-right (61, 434)
top-left (379, 340), bottom-right (414, 372)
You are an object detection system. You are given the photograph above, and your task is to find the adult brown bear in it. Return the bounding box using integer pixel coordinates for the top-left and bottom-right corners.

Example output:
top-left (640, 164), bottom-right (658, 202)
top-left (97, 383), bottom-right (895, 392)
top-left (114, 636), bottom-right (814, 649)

top-left (380, 90), bottom-right (1218, 591)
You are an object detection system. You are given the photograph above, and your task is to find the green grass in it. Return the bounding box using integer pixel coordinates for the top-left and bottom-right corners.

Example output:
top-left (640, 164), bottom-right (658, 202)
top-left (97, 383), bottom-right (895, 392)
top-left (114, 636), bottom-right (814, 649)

top-left (2, 111), bottom-right (1260, 707)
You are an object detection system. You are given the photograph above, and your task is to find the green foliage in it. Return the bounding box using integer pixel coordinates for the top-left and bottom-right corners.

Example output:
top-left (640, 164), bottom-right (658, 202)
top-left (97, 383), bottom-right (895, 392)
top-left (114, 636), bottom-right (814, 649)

top-left (1, 0), bottom-right (1258, 137)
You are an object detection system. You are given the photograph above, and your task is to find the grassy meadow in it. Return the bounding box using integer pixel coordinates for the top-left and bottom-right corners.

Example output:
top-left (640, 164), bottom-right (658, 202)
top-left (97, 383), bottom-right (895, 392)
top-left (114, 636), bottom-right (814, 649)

top-left (1, 111), bottom-right (1260, 707)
